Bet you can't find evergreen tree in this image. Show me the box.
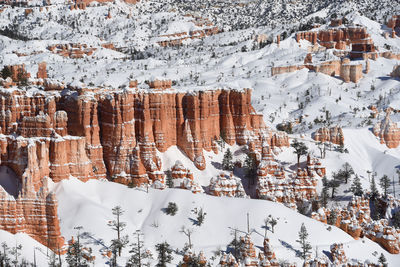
[291,139,308,167]
[10,243,22,267]
[327,210,337,225]
[195,208,207,226]
[222,148,234,171]
[155,242,173,267]
[350,175,363,196]
[269,215,278,233]
[0,242,10,267]
[296,223,312,260]
[229,228,240,260]
[392,210,400,228]
[165,170,174,188]
[370,176,379,200]
[0,66,11,79]
[380,175,391,198]
[108,206,128,256]
[328,173,340,198]
[66,235,89,267]
[321,176,329,207]
[127,230,152,267]
[378,253,387,267]
[166,202,178,216]
[340,162,354,184]
[244,152,257,185]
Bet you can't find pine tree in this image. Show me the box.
[222,148,234,171]
[166,202,178,216]
[321,176,329,207]
[378,253,387,267]
[269,216,278,233]
[66,235,89,267]
[296,223,312,260]
[370,176,379,200]
[108,206,128,256]
[341,162,354,184]
[0,66,11,79]
[328,173,340,198]
[229,228,240,260]
[350,175,363,196]
[0,242,10,267]
[196,208,207,226]
[244,152,257,185]
[127,230,152,267]
[165,170,174,188]
[380,175,391,198]
[10,243,22,267]
[291,139,308,167]
[155,242,173,267]
[327,210,337,225]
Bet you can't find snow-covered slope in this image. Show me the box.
[53,178,399,266]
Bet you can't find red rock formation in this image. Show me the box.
[208,172,246,197]
[237,235,279,266]
[330,19,342,27]
[219,253,239,267]
[4,64,30,82]
[391,65,400,78]
[146,79,172,90]
[0,168,64,252]
[0,86,287,247]
[256,147,320,207]
[36,62,48,80]
[304,53,313,64]
[313,126,344,145]
[387,15,400,37]
[330,243,347,265]
[170,161,202,193]
[47,44,96,58]
[373,108,400,148]
[365,219,400,254]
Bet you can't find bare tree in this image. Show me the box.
[180,226,194,249]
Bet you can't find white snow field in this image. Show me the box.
[53,178,400,266]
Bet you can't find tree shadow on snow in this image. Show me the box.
[211,161,223,170]
[279,239,300,256]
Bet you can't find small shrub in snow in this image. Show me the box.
[166,202,178,216]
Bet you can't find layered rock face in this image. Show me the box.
[295,26,377,59]
[373,109,400,148]
[170,161,203,193]
[0,170,64,252]
[271,59,363,83]
[387,15,400,37]
[256,147,322,208]
[0,86,285,249]
[47,44,96,58]
[208,172,246,198]
[313,126,344,145]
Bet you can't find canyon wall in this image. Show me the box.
[0,86,287,249]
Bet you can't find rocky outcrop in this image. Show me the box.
[313,126,344,145]
[237,235,279,266]
[272,59,363,83]
[391,65,400,78]
[256,147,321,207]
[208,172,246,198]
[330,243,347,265]
[157,16,219,47]
[47,44,96,58]
[0,168,64,252]
[365,219,400,254]
[373,109,400,148]
[170,161,203,193]
[36,62,48,80]
[0,85,287,248]
[387,15,400,37]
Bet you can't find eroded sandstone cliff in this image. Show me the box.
[0,86,288,250]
